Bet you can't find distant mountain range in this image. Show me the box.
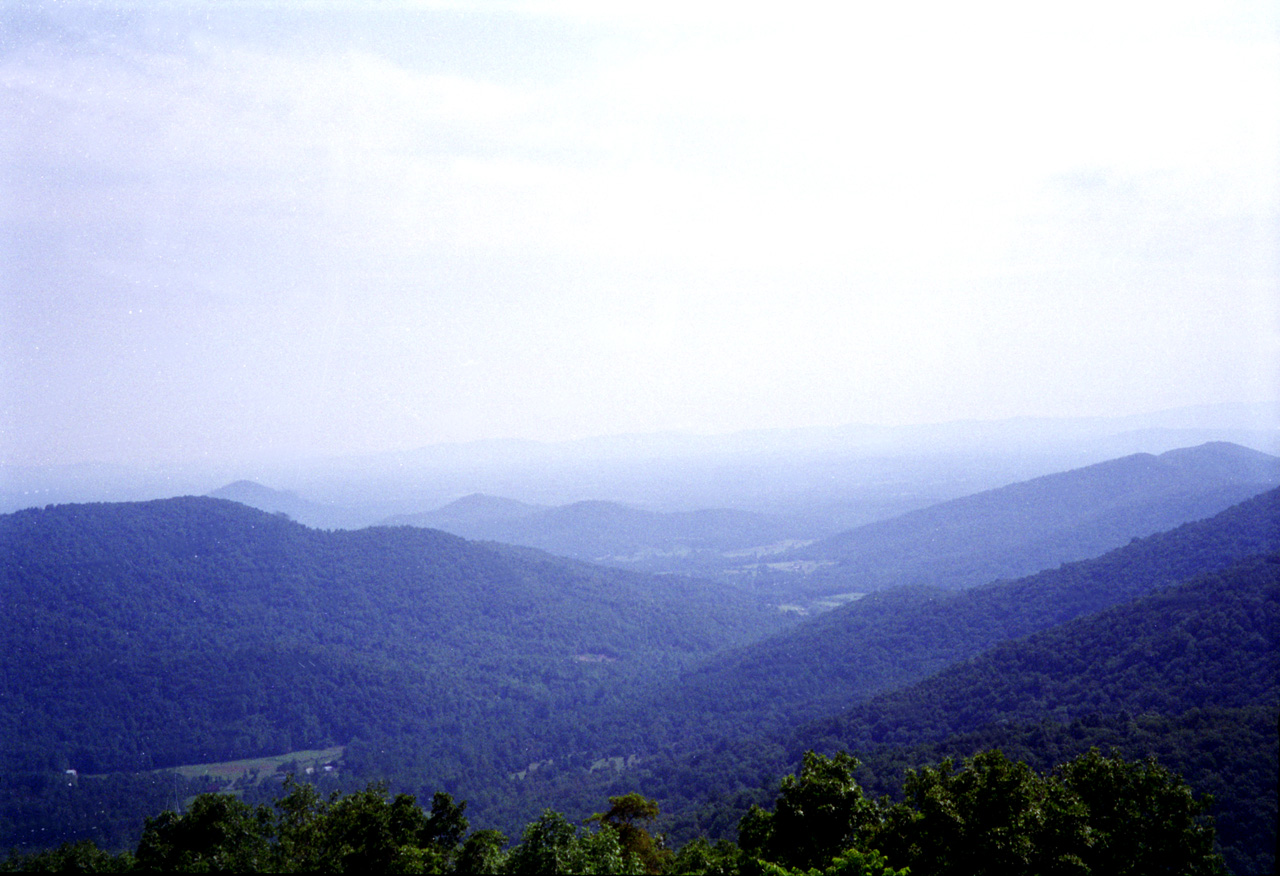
[206,480,355,530]
[788,441,1280,593]
[6,403,1276,523]
[360,442,1280,602]
[384,495,806,571]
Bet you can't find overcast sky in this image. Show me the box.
[2,0,1277,468]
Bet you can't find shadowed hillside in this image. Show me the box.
[625,485,1280,751]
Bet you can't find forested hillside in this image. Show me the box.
[804,554,1279,750]
[0,499,789,812]
[505,552,1278,872]
[792,441,1280,593]
[3,490,1277,871]
[803,553,1280,874]
[618,487,1280,751]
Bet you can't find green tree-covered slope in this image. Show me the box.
[0,497,790,778]
[794,441,1280,593]
[625,487,1280,750]
[627,553,1278,872]
[801,553,1279,748]
[6,491,1277,868]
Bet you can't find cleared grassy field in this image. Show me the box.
[166,746,345,785]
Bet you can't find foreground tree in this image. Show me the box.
[134,792,273,872]
[588,793,669,874]
[739,751,881,872]
[0,749,1227,875]
[872,748,1226,876]
[668,837,745,875]
[501,809,637,875]
[455,828,507,874]
[1056,748,1224,876]
[873,750,1086,876]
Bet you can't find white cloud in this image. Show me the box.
[2,1,1276,464]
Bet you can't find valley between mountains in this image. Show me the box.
[2,441,1277,872]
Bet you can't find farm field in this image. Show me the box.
[141,746,346,794]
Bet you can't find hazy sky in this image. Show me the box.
[3,1,1277,467]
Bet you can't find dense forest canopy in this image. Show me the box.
[1,497,790,775]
